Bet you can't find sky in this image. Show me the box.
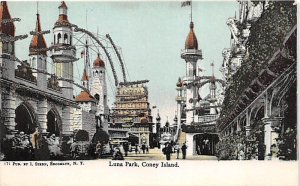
[8,1,239,125]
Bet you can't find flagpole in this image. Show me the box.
[191,0,193,22]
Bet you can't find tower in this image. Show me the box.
[181,21,202,125]
[90,54,108,131]
[51,1,75,100]
[0,1,16,80]
[29,13,47,89]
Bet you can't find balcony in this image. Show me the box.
[181,49,203,60]
[175,96,186,102]
[197,114,219,123]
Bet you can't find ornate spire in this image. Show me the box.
[29,13,47,56]
[185,21,198,50]
[54,1,71,28]
[81,68,89,81]
[93,53,105,68]
[0,1,15,37]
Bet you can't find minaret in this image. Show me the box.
[209,63,217,114]
[81,68,89,90]
[29,13,47,89]
[51,1,75,100]
[90,54,108,132]
[181,21,202,125]
[0,1,16,140]
[0,1,16,80]
[175,77,183,136]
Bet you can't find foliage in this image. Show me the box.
[216,120,265,160]
[245,120,265,160]
[216,131,246,160]
[75,130,89,141]
[220,1,296,126]
[276,127,297,160]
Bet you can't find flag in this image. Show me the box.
[152,106,157,109]
[181,1,191,7]
[210,62,214,67]
[81,50,85,58]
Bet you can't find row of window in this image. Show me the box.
[54,33,72,45]
[117,103,147,108]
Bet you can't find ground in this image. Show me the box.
[101,148,218,161]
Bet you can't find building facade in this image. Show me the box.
[217,1,297,160]
[175,21,224,156]
[0,1,108,159]
[110,81,153,146]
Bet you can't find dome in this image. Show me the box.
[58,1,68,9]
[185,22,198,50]
[54,1,71,28]
[140,117,148,124]
[75,91,95,102]
[0,1,15,37]
[93,54,105,68]
[29,14,47,56]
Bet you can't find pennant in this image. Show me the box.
[181,1,191,7]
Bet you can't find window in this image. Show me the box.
[70,35,72,45]
[54,35,56,44]
[94,94,100,101]
[64,33,68,44]
[32,57,36,68]
[57,33,61,44]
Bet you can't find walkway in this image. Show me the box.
[114,148,218,161]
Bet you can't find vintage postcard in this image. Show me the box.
[0,0,298,185]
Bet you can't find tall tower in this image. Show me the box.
[29,13,47,89]
[0,1,16,80]
[90,54,108,131]
[51,1,75,100]
[181,21,202,125]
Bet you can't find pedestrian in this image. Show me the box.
[112,147,124,160]
[95,141,102,158]
[135,145,138,155]
[176,145,180,159]
[123,142,129,157]
[142,144,146,154]
[146,145,149,154]
[181,143,187,159]
[163,142,172,160]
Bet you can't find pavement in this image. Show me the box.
[120,148,218,161]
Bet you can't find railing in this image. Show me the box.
[181,49,202,56]
[198,114,219,123]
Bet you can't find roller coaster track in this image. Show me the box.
[106,34,127,83]
[72,25,119,87]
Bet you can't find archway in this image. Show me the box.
[15,103,37,134]
[47,109,61,137]
[194,133,219,155]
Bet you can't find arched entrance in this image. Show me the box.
[15,103,37,134]
[194,133,219,155]
[47,109,61,137]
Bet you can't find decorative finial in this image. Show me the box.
[190,21,194,29]
[210,61,215,76]
[37,1,39,14]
